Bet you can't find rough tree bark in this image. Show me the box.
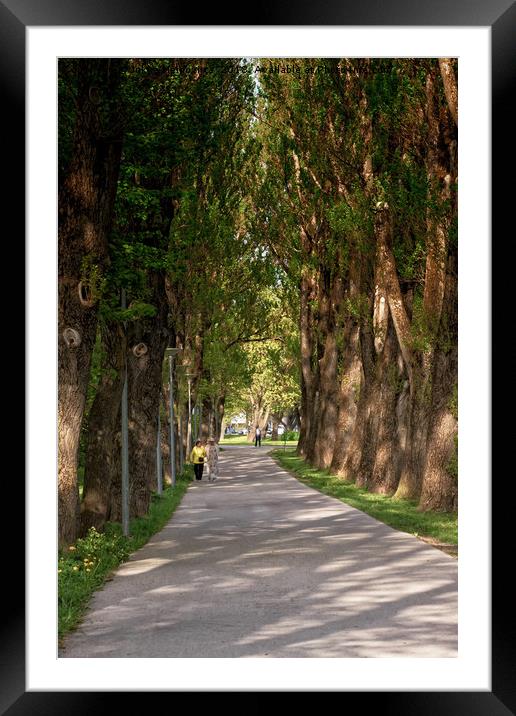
[200,394,213,440]
[330,320,362,476]
[419,252,458,511]
[305,266,333,466]
[438,58,458,127]
[127,272,170,517]
[80,319,126,534]
[331,78,374,481]
[247,396,270,442]
[297,269,316,456]
[367,321,405,494]
[107,414,123,523]
[395,63,456,504]
[271,415,280,441]
[366,208,409,494]
[419,64,458,511]
[217,395,226,443]
[341,296,375,484]
[350,212,404,491]
[312,271,344,470]
[58,59,124,547]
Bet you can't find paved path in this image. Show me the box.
[60,446,457,658]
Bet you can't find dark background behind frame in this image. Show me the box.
[5,0,514,711]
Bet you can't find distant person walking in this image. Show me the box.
[254,426,261,447]
[190,439,207,481]
[206,438,219,482]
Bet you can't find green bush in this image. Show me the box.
[283,430,299,441]
[58,524,131,638]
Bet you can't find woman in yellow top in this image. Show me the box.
[190,439,207,481]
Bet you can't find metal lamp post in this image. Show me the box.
[187,375,193,456]
[165,347,181,488]
[178,411,184,473]
[193,404,198,443]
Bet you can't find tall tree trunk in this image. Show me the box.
[80,319,126,534]
[370,204,425,502]
[247,400,269,441]
[107,414,122,523]
[182,399,192,457]
[58,59,124,547]
[332,77,375,482]
[313,272,344,470]
[297,269,316,456]
[339,224,376,484]
[368,320,405,494]
[330,321,362,476]
[259,411,269,435]
[419,244,458,511]
[271,416,279,441]
[363,214,407,494]
[283,407,299,432]
[354,258,398,491]
[330,233,364,476]
[395,64,455,503]
[438,58,458,127]
[305,269,328,465]
[217,394,226,443]
[209,396,218,441]
[161,385,172,484]
[342,313,375,486]
[127,272,170,517]
[200,395,212,440]
[423,65,450,339]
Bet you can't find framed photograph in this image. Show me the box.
[11,0,512,710]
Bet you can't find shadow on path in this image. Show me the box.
[60,446,457,658]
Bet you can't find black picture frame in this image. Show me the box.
[9,0,514,711]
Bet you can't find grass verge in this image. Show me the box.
[271,449,457,557]
[58,465,193,643]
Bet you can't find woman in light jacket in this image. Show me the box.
[190,439,207,481]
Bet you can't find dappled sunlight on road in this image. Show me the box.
[61,445,457,658]
[117,557,173,576]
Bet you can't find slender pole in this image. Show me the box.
[192,405,196,443]
[156,403,162,495]
[193,404,197,443]
[178,412,183,473]
[168,354,176,488]
[187,378,192,455]
[121,288,130,537]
